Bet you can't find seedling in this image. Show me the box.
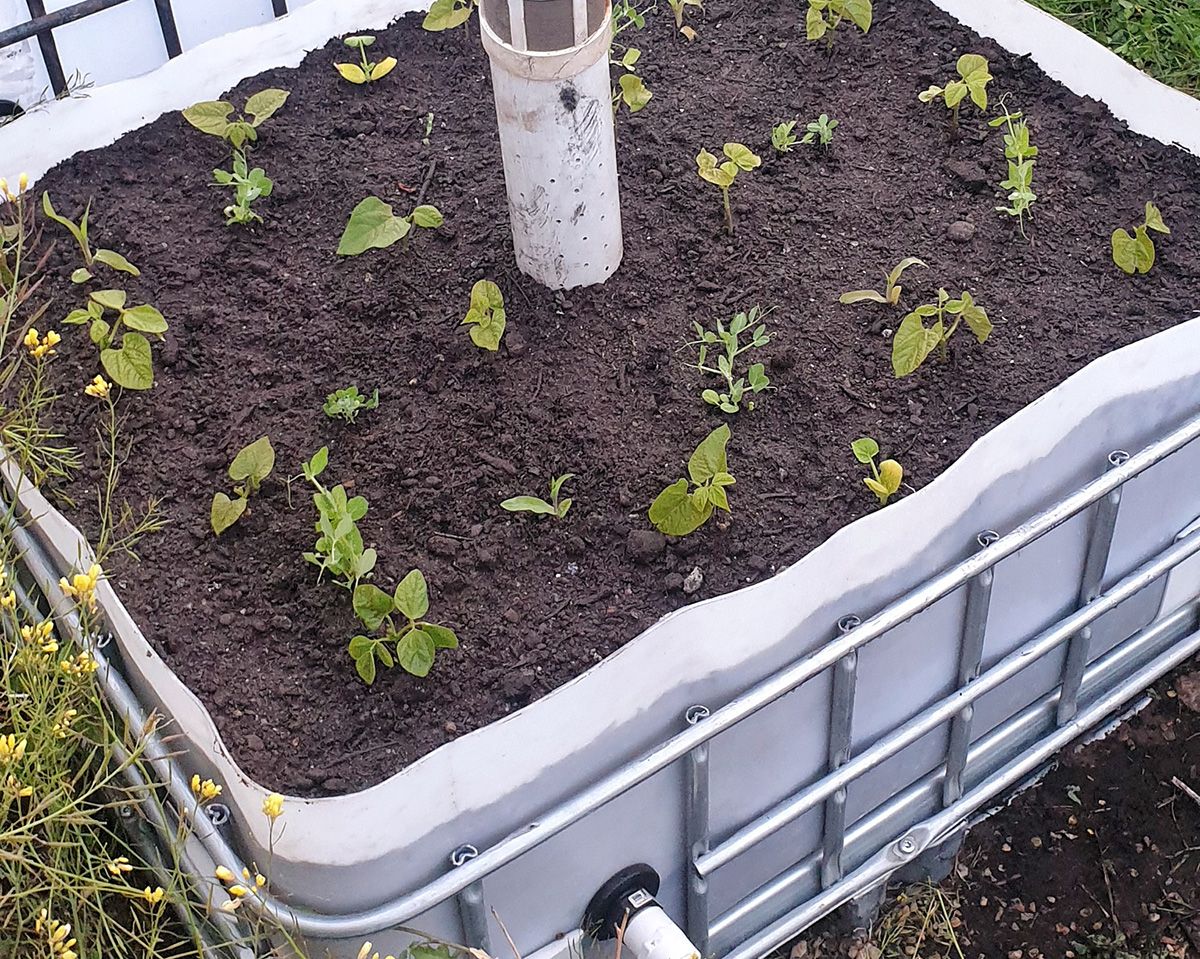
[839,257,927,307]
[422,113,434,145]
[892,288,991,378]
[422,0,476,31]
[502,473,574,520]
[323,386,379,423]
[806,0,872,48]
[771,121,798,154]
[1111,201,1170,275]
[667,0,702,39]
[63,289,167,391]
[989,100,1038,236]
[800,114,838,148]
[337,196,443,256]
[182,89,289,150]
[919,55,992,131]
[350,570,459,682]
[851,437,903,505]
[213,150,273,226]
[696,143,761,235]
[301,447,377,589]
[211,436,275,535]
[41,192,139,281]
[461,279,506,351]
[335,35,397,84]
[648,424,736,536]
[612,53,653,113]
[686,306,772,413]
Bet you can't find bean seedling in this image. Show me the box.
[771,121,798,154]
[211,436,275,535]
[182,89,289,150]
[461,279,506,351]
[686,306,772,413]
[63,289,167,391]
[648,424,736,536]
[422,0,476,31]
[919,54,992,132]
[988,100,1038,237]
[41,192,139,281]
[1111,202,1170,275]
[335,35,397,84]
[301,446,377,589]
[800,114,838,148]
[696,143,761,235]
[350,569,459,682]
[839,257,927,307]
[667,0,702,40]
[851,437,903,505]
[337,197,443,256]
[213,150,273,226]
[323,386,379,423]
[892,288,991,378]
[806,0,872,48]
[501,473,574,520]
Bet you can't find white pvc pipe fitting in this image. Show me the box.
[479,0,623,290]
[622,906,701,959]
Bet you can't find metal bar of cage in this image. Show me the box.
[6,406,1200,951]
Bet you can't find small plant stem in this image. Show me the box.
[722,187,734,236]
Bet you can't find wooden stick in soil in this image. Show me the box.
[403,158,439,252]
[1171,775,1200,808]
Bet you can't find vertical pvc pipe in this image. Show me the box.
[479,0,623,290]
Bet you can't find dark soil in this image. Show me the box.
[25,0,1200,795]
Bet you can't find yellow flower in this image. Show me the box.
[357,943,374,959]
[0,734,27,764]
[215,865,236,883]
[228,884,249,898]
[59,563,102,612]
[0,179,9,200]
[140,886,165,905]
[4,774,32,798]
[255,873,266,888]
[21,620,57,652]
[190,774,222,802]
[0,590,16,610]
[18,173,28,193]
[84,375,111,399]
[23,327,60,359]
[107,856,133,876]
[52,708,78,738]
[219,898,242,913]
[262,792,284,820]
[59,651,98,677]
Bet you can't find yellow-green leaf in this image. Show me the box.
[688,423,731,485]
[211,492,247,535]
[335,62,369,84]
[618,73,652,112]
[891,313,941,377]
[370,57,398,81]
[1145,201,1170,235]
[649,479,711,536]
[723,142,761,171]
[423,0,473,31]
[245,88,289,126]
[182,100,233,137]
[100,332,154,391]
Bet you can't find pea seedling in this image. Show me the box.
[301,446,377,589]
[806,0,872,49]
[182,89,290,150]
[501,473,574,520]
[211,436,275,535]
[801,114,838,148]
[839,257,927,307]
[63,289,167,391]
[851,437,903,505]
[686,306,772,413]
[323,386,379,423]
[335,35,397,84]
[461,279,507,351]
[696,143,761,235]
[1111,201,1170,275]
[989,100,1038,236]
[41,192,139,281]
[337,197,443,256]
[648,424,736,536]
[350,570,458,682]
[771,121,799,154]
[422,0,476,31]
[213,150,273,226]
[919,55,992,132]
[892,288,991,378]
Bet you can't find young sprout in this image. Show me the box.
[648,424,736,536]
[806,0,872,49]
[667,0,702,39]
[501,474,575,520]
[851,437,903,505]
[350,570,459,682]
[686,306,773,413]
[989,99,1038,236]
[461,280,507,351]
[610,5,652,113]
[212,150,273,226]
[1111,201,1170,275]
[323,386,379,423]
[182,89,289,150]
[892,288,991,378]
[335,35,398,85]
[919,54,992,132]
[771,121,799,154]
[41,192,140,279]
[422,0,476,31]
[839,257,927,307]
[336,197,443,256]
[800,114,838,148]
[696,143,761,235]
[211,436,275,535]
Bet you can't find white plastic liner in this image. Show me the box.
[3,1,1200,958]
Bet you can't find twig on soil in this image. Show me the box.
[1171,775,1200,808]
[415,158,439,209]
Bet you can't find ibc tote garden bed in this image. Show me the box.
[17,0,1200,797]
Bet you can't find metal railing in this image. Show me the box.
[10,406,1200,958]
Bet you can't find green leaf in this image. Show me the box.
[891,313,941,377]
[182,100,234,137]
[396,627,436,677]
[423,623,459,649]
[956,54,992,109]
[708,483,730,512]
[618,73,653,112]
[411,205,444,228]
[423,0,473,31]
[71,268,92,284]
[353,584,394,631]
[621,47,642,68]
[917,85,944,104]
[89,319,110,346]
[1144,201,1170,234]
[304,446,329,480]
[701,389,721,406]
[549,472,574,501]
[229,435,275,486]
[843,0,872,32]
[64,308,92,325]
[245,89,289,126]
[723,142,761,171]
[394,569,429,621]
[122,304,168,335]
[501,495,558,515]
[943,81,968,109]
[688,423,731,485]
[211,492,246,535]
[100,332,154,390]
[1112,228,1153,274]
[470,278,504,312]
[337,197,410,256]
[960,299,992,343]
[91,289,127,311]
[649,479,711,536]
[839,289,889,305]
[370,57,398,81]
[353,646,378,685]
[747,363,770,392]
[851,437,879,463]
[344,34,376,48]
[94,248,140,276]
[806,4,827,40]
[336,62,369,84]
